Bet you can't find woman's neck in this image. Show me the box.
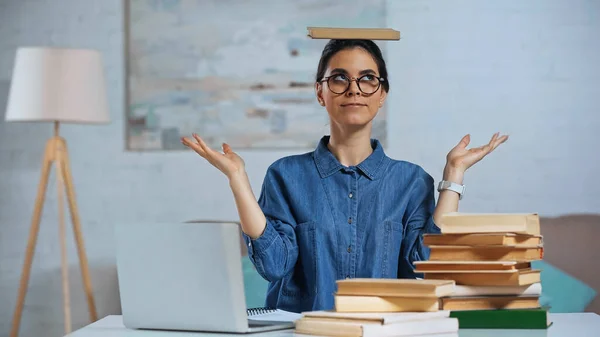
[327,124,374,167]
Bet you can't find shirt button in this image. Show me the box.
[348,217,352,224]
[347,245,352,253]
[348,192,353,198]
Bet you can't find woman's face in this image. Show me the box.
[316,47,387,129]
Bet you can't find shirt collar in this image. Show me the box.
[313,135,387,180]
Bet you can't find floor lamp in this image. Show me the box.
[4,47,110,337]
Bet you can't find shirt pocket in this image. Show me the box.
[381,220,404,278]
[281,220,317,300]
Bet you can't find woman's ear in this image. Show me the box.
[378,90,388,108]
[315,82,325,106]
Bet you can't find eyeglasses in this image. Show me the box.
[319,73,385,95]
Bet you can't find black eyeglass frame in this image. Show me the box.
[318,74,386,95]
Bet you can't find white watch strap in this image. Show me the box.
[437,180,465,200]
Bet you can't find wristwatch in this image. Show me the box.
[437,180,465,200]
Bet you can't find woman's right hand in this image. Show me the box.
[182,133,246,180]
[183,133,267,240]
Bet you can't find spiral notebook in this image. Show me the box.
[247,307,302,323]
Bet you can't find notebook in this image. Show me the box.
[247,307,303,323]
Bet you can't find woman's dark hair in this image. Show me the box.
[315,39,390,93]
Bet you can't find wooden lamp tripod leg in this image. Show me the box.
[10,136,98,337]
[58,139,98,322]
[55,142,71,334]
[10,139,54,337]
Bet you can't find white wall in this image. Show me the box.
[386,0,600,214]
[0,0,598,336]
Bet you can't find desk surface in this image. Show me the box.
[66,313,600,337]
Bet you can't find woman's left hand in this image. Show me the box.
[446,132,509,174]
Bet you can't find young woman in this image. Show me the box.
[182,39,508,313]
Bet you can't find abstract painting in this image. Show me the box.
[125,0,388,150]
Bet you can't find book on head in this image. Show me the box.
[307,27,401,40]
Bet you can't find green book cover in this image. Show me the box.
[450,308,552,329]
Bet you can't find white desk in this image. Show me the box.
[66,313,600,337]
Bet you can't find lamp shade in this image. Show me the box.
[5,47,110,124]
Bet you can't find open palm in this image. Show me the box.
[181,134,245,179]
[447,132,509,172]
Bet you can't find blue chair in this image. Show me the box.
[533,260,597,313]
[242,256,269,308]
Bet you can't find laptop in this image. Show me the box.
[114,221,297,333]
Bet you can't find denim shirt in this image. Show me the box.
[242,135,441,313]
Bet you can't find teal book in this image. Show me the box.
[450,308,552,329]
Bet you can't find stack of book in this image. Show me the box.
[414,212,551,329]
[294,279,460,336]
